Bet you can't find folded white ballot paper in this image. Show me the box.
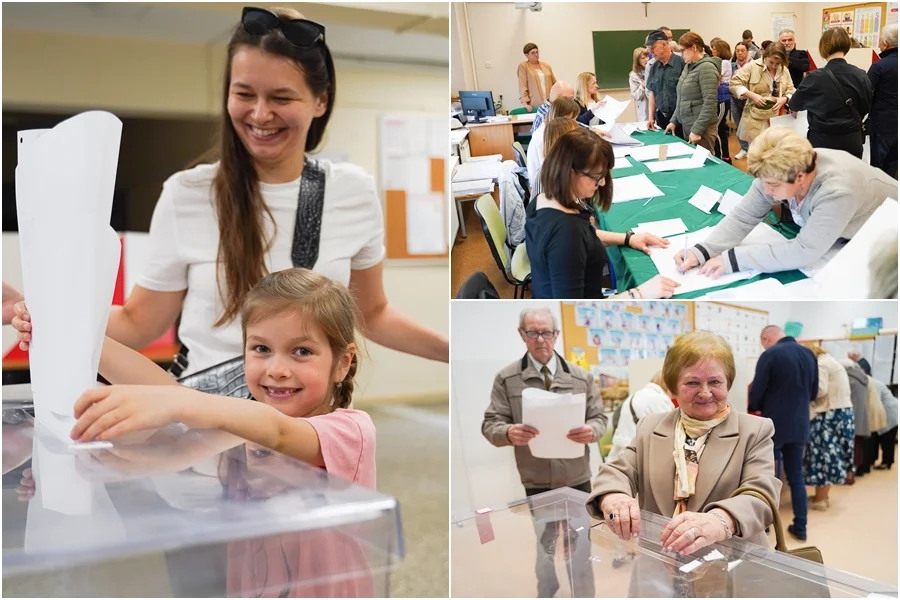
[716,189,744,216]
[812,198,898,299]
[770,110,809,138]
[612,174,664,204]
[16,112,123,442]
[688,185,722,214]
[598,123,644,147]
[627,143,695,162]
[521,388,586,459]
[645,146,711,172]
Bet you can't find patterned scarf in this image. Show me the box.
[672,405,731,516]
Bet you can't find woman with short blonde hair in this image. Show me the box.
[588,330,781,596]
[674,126,898,281]
[629,48,651,122]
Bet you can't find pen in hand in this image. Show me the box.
[681,237,688,273]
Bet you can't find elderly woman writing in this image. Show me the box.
[586,331,781,555]
[675,127,898,277]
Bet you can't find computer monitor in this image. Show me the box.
[459,91,495,123]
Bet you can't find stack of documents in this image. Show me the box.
[598,123,644,147]
[592,95,631,124]
[452,179,494,196]
[468,154,502,163]
[15,112,123,442]
[514,112,537,122]
[521,388,586,459]
[452,160,502,182]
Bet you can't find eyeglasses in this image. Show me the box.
[524,330,557,340]
[242,7,326,47]
[577,170,606,186]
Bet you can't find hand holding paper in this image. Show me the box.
[507,423,540,446]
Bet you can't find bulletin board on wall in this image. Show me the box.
[694,302,769,360]
[560,301,694,406]
[822,3,888,48]
[379,114,448,261]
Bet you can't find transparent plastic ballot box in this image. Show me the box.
[451,487,898,598]
[2,405,404,597]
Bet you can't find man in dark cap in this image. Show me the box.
[645,29,684,137]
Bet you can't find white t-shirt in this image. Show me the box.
[137,160,385,376]
[526,123,546,193]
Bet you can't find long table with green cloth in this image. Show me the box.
[598,130,805,299]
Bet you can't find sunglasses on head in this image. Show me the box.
[241,7,326,47]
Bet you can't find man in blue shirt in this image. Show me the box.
[644,29,684,138]
[529,80,576,133]
[750,325,818,541]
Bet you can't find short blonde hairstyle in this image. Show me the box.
[747,127,817,183]
[869,230,899,299]
[662,331,736,392]
[575,72,599,105]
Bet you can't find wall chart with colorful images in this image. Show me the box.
[560,301,694,408]
[822,3,889,48]
[693,302,770,360]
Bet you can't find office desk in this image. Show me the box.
[453,185,498,239]
[2,398,403,597]
[600,131,807,298]
[466,115,535,160]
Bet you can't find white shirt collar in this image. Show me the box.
[529,353,557,377]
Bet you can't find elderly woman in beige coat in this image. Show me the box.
[729,41,796,146]
[586,331,781,558]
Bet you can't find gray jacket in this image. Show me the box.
[482,351,607,489]
[845,362,870,437]
[690,148,899,274]
[671,54,722,136]
[875,378,898,434]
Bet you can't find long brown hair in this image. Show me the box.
[211,7,336,327]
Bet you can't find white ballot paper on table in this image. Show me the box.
[16,112,123,443]
[612,146,632,158]
[645,146,711,172]
[812,198,898,299]
[592,95,631,124]
[521,388,586,459]
[648,227,757,295]
[634,218,688,238]
[628,142,694,162]
[716,189,744,216]
[688,185,722,214]
[613,156,634,170]
[612,174,664,204]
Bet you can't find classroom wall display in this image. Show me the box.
[822,3,888,47]
[379,114,448,260]
[693,302,769,360]
[561,301,693,409]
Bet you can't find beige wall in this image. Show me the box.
[457,2,824,114]
[2,28,449,403]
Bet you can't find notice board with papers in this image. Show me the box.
[379,114,448,261]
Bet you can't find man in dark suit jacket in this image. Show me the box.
[779,29,811,88]
[750,325,818,541]
[868,25,898,178]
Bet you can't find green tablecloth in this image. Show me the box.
[599,130,806,299]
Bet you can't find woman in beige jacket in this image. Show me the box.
[517,43,557,112]
[805,347,855,510]
[586,332,780,550]
[729,41,796,145]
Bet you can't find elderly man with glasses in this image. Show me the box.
[482,306,606,597]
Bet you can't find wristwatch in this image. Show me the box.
[624,229,635,248]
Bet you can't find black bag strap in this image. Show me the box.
[821,67,864,126]
[629,396,640,425]
[291,158,327,269]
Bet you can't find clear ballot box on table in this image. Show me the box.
[2,400,404,597]
[451,487,897,598]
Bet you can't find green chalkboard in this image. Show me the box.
[592,29,689,89]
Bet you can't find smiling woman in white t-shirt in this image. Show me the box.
[7,6,449,376]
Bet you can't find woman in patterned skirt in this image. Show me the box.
[805,346,856,510]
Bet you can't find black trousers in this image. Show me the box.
[872,426,898,467]
[870,126,898,180]
[807,127,863,159]
[714,99,732,160]
[655,109,684,139]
